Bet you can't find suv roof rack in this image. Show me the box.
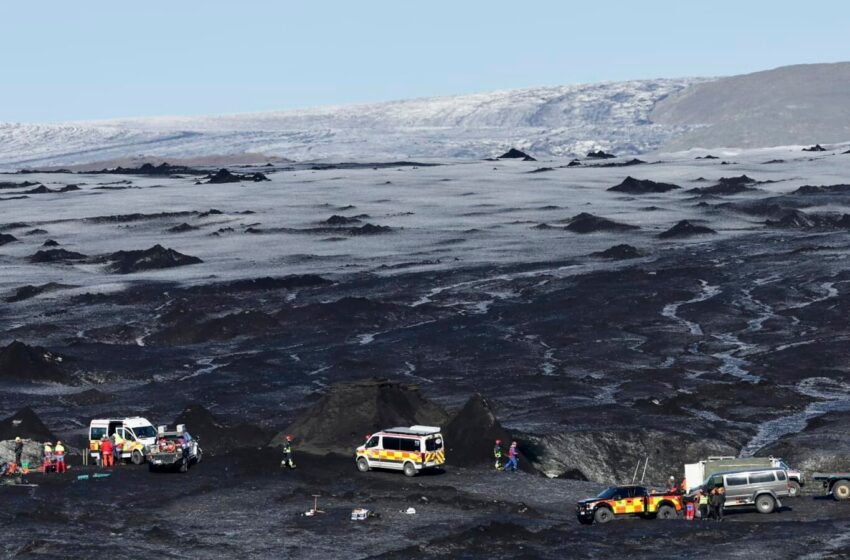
[383,425,441,435]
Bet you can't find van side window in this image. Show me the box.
[382,437,401,451]
[749,472,776,484]
[426,438,443,451]
[399,438,420,452]
[365,437,379,449]
[707,475,722,488]
[776,471,787,481]
[90,427,106,441]
[726,475,749,486]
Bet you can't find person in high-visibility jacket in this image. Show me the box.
[54,441,66,473]
[698,490,710,520]
[281,435,296,469]
[493,439,503,470]
[503,441,519,472]
[43,442,54,473]
[112,432,124,466]
[100,436,114,468]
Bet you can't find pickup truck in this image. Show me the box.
[576,485,684,524]
[146,426,202,473]
[812,472,850,500]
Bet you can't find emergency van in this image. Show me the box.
[88,417,158,465]
[355,426,446,477]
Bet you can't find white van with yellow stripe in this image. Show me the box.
[356,426,445,477]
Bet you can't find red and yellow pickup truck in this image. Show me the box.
[576,485,684,524]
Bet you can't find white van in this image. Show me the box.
[88,417,158,465]
[355,426,445,477]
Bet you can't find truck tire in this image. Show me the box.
[755,494,775,514]
[594,507,614,524]
[356,457,370,472]
[131,450,143,465]
[656,505,677,520]
[833,480,850,501]
[788,480,801,497]
[403,462,417,477]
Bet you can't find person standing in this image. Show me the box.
[713,486,725,522]
[54,441,66,474]
[503,441,519,472]
[14,437,23,467]
[112,431,124,466]
[43,441,54,473]
[698,489,710,520]
[281,435,296,469]
[493,439,503,470]
[100,436,114,468]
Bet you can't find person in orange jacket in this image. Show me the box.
[100,436,114,467]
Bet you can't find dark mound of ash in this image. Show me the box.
[608,176,679,194]
[149,309,280,345]
[528,167,554,174]
[61,389,114,406]
[0,181,39,189]
[189,275,331,295]
[658,220,717,238]
[204,169,270,184]
[84,210,196,224]
[0,407,57,442]
[41,239,59,247]
[695,154,719,159]
[0,341,68,383]
[166,223,197,233]
[765,209,850,230]
[198,208,224,217]
[591,158,648,168]
[325,215,362,225]
[498,148,533,160]
[103,244,202,274]
[29,248,87,263]
[57,184,80,192]
[688,175,759,195]
[0,233,17,246]
[0,195,28,201]
[522,155,536,162]
[276,379,448,454]
[566,159,582,167]
[763,159,785,164]
[22,185,54,194]
[803,144,827,152]
[844,149,850,154]
[26,229,47,235]
[793,183,850,195]
[348,223,392,235]
[6,283,72,303]
[95,162,206,176]
[586,150,615,159]
[175,404,269,456]
[592,244,645,260]
[0,222,30,230]
[443,394,532,471]
[532,223,556,230]
[564,213,639,233]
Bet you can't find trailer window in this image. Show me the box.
[749,472,776,484]
[726,475,748,486]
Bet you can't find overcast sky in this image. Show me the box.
[3,0,850,123]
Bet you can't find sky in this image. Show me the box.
[2,0,850,123]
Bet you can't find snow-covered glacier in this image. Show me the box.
[0,78,703,169]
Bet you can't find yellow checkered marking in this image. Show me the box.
[365,449,421,463]
[648,495,683,512]
[609,498,645,514]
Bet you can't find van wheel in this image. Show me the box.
[594,507,613,524]
[833,480,850,501]
[403,462,417,477]
[755,494,775,514]
[788,480,801,497]
[131,450,143,465]
[656,505,677,520]
[356,458,370,472]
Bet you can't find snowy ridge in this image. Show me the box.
[0,78,702,169]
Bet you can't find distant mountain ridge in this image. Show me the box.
[1,62,849,169]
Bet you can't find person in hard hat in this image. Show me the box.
[493,439,503,470]
[503,441,519,472]
[667,475,681,494]
[100,436,114,468]
[54,441,66,473]
[43,442,54,473]
[281,435,296,469]
[14,437,23,467]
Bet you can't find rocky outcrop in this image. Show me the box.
[0,341,68,383]
[103,245,202,274]
[658,220,717,238]
[609,176,680,194]
[565,213,639,233]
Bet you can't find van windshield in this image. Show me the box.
[133,426,157,439]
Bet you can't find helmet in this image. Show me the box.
[511,441,517,446]
[669,476,675,481]
[286,435,293,442]
[495,439,501,444]
[56,441,62,445]
[15,436,21,442]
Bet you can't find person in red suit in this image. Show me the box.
[100,436,114,467]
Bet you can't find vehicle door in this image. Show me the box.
[629,486,649,514]
[362,436,384,467]
[723,473,750,505]
[108,421,122,437]
[380,437,402,469]
[609,488,642,515]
